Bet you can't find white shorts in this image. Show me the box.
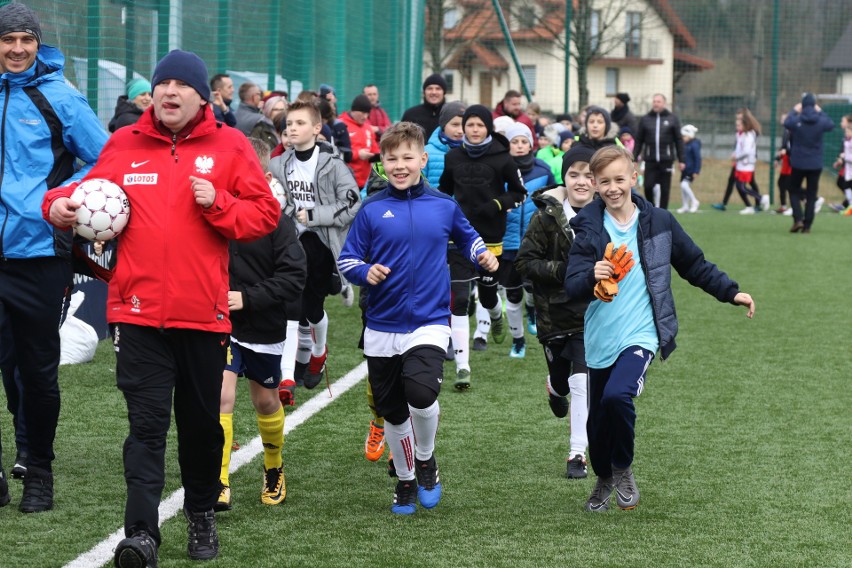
[363,325,450,358]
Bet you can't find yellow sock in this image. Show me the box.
[367,382,384,427]
[257,407,284,470]
[220,413,233,486]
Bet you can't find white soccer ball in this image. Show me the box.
[269,177,286,210]
[71,178,130,241]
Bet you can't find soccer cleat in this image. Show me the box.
[391,479,417,515]
[844,205,852,217]
[490,316,506,344]
[689,199,700,213]
[387,452,397,478]
[814,196,825,214]
[472,337,488,351]
[783,207,793,216]
[828,203,845,213]
[278,378,296,406]
[548,392,569,418]
[760,194,770,211]
[114,530,159,568]
[509,337,526,358]
[676,205,689,214]
[303,347,327,389]
[415,455,442,509]
[19,467,53,513]
[454,368,471,391]
[711,203,726,211]
[739,206,755,215]
[184,508,219,560]
[261,466,286,505]
[365,420,386,462]
[567,454,588,479]
[340,283,354,307]
[0,468,10,508]
[584,476,615,512]
[11,450,27,479]
[613,466,640,510]
[214,483,232,512]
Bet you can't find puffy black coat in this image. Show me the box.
[633,109,684,164]
[108,96,143,133]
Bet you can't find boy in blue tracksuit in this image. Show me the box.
[338,122,497,515]
[564,146,755,513]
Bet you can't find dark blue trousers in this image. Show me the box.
[587,346,654,479]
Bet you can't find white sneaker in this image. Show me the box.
[739,206,755,215]
[760,194,770,211]
[689,199,700,213]
[814,197,825,214]
[783,207,793,216]
[676,205,689,214]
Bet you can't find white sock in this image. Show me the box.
[310,311,328,357]
[568,373,589,457]
[506,298,524,339]
[845,188,852,203]
[653,184,661,208]
[385,419,415,481]
[409,401,440,461]
[280,320,299,380]
[486,301,503,321]
[451,314,470,371]
[681,179,696,207]
[474,301,490,339]
[296,324,312,364]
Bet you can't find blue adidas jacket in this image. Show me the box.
[338,180,487,333]
[0,44,107,259]
[504,158,554,251]
[564,194,741,360]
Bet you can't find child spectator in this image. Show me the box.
[424,101,465,188]
[515,145,597,479]
[774,114,793,215]
[677,124,701,213]
[268,100,361,389]
[732,110,766,214]
[564,146,755,512]
[339,94,378,188]
[830,114,852,215]
[537,123,569,179]
[439,105,526,387]
[618,126,635,154]
[573,107,621,151]
[337,122,497,514]
[217,138,307,512]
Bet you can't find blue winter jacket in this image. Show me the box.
[423,127,458,188]
[504,158,554,251]
[683,138,702,177]
[338,180,487,333]
[783,102,834,171]
[564,194,740,360]
[0,44,107,259]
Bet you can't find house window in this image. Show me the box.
[516,4,537,30]
[521,64,537,96]
[443,8,460,29]
[605,68,619,96]
[443,70,455,94]
[625,12,641,58]
[590,10,601,53]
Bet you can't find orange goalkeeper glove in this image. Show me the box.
[593,278,619,302]
[604,242,635,283]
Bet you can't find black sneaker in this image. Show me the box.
[114,530,158,567]
[567,454,588,479]
[184,508,219,560]
[612,466,639,510]
[0,468,10,508]
[414,456,442,509]
[548,393,569,418]
[11,450,27,479]
[584,476,614,512]
[293,360,308,386]
[20,467,53,513]
[472,337,488,351]
[391,479,417,515]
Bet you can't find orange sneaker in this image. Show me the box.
[364,420,385,461]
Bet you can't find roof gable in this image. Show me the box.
[823,20,852,70]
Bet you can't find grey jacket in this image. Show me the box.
[268,141,361,263]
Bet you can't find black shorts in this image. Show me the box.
[225,342,282,389]
[448,247,477,283]
[367,345,444,419]
[543,334,587,380]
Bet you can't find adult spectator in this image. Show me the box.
[493,89,536,136]
[108,77,152,132]
[339,94,377,187]
[364,83,392,139]
[319,83,337,112]
[235,81,264,135]
[0,2,108,513]
[401,73,447,137]
[784,93,834,233]
[611,92,636,131]
[45,49,280,565]
[209,73,236,127]
[319,98,352,163]
[249,95,285,151]
[633,93,684,209]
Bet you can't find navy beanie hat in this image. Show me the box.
[462,104,494,136]
[152,50,211,101]
[585,106,612,135]
[0,3,42,45]
[423,73,448,93]
[561,145,596,183]
[801,93,816,107]
[351,94,372,113]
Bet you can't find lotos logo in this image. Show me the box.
[124,173,158,185]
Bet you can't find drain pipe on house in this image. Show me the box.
[490,0,533,102]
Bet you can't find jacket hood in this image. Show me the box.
[532,184,568,208]
[427,125,446,149]
[280,140,340,166]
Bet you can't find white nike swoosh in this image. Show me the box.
[131,160,150,168]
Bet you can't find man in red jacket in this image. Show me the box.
[493,89,536,140]
[364,84,392,140]
[339,94,377,187]
[44,50,280,567]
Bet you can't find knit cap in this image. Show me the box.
[151,50,210,100]
[505,122,533,147]
[351,94,372,113]
[127,78,152,100]
[561,145,596,183]
[0,3,41,44]
[422,73,448,93]
[681,124,698,138]
[615,92,631,104]
[585,106,612,136]
[493,115,515,134]
[439,101,465,129]
[462,104,494,136]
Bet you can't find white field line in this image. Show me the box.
[64,361,368,568]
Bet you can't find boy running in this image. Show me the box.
[564,146,755,512]
[338,122,497,514]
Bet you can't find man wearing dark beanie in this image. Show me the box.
[0,2,108,515]
[339,94,377,187]
[44,48,280,566]
[611,92,636,131]
[401,72,448,138]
